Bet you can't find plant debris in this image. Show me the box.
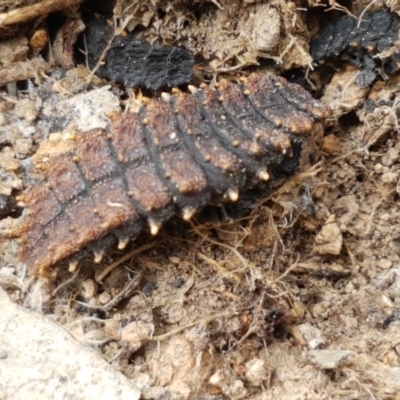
[1,1,400,399]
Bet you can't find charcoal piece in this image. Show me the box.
[310,9,400,85]
[5,74,330,275]
[0,194,11,215]
[382,309,400,329]
[84,16,194,90]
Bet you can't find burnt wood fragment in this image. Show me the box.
[310,9,400,86]
[84,16,194,90]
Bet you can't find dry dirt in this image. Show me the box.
[1,1,400,399]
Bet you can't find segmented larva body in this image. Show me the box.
[8,74,330,274]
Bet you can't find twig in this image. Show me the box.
[95,242,156,283]
[0,0,82,27]
[103,272,142,311]
[150,311,233,341]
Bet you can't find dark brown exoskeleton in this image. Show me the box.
[4,74,330,274]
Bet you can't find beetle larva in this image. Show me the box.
[5,73,330,274]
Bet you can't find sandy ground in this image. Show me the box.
[1,1,400,399]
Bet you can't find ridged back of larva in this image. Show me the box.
[10,73,330,274]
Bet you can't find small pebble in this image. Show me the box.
[299,323,326,349]
[98,291,112,304]
[0,267,15,275]
[321,134,340,155]
[378,259,393,270]
[382,172,397,184]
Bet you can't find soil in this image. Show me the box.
[1,1,400,399]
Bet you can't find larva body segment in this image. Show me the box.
[8,74,330,274]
